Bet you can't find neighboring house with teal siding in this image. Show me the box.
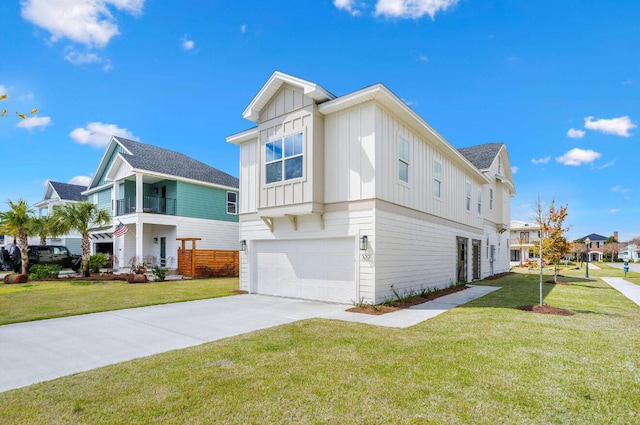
[32,181,87,254]
[83,136,239,271]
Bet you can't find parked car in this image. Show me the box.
[27,245,81,270]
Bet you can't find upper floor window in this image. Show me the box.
[227,191,237,215]
[265,132,303,184]
[433,160,442,198]
[465,182,471,211]
[489,188,494,210]
[398,137,409,183]
[477,189,482,216]
[520,232,530,243]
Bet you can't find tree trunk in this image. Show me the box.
[82,233,91,277]
[18,231,29,275]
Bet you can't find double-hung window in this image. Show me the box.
[489,188,494,210]
[398,138,409,183]
[227,191,237,215]
[477,189,482,215]
[433,161,442,198]
[265,132,304,184]
[465,182,471,211]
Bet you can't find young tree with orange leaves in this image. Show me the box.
[533,198,570,288]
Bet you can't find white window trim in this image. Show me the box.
[226,191,238,215]
[398,137,410,185]
[477,189,482,216]
[264,131,305,186]
[433,160,442,199]
[489,188,494,211]
[465,182,472,212]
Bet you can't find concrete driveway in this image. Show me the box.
[0,286,500,393]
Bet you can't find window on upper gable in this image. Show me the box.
[433,160,442,198]
[265,132,304,184]
[227,191,237,215]
[477,189,482,216]
[398,137,409,184]
[465,182,471,211]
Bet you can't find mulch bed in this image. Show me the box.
[347,284,469,315]
[36,273,130,281]
[517,304,574,316]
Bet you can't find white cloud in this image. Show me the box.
[69,121,138,147]
[566,128,585,139]
[610,208,620,214]
[16,116,52,130]
[64,48,112,70]
[555,148,601,166]
[511,166,519,174]
[622,80,633,86]
[417,54,429,62]
[21,0,144,49]
[597,160,615,169]
[68,175,92,186]
[531,156,550,165]
[584,115,636,137]
[181,37,195,51]
[0,85,7,96]
[334,0,362,16]
[240,24,247,33]
[612,186,628,193]
[375,0,458,18]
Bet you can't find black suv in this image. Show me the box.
[27,245,80,269]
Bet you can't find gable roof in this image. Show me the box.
[243,71,336,122]
[113,137,239,189]
[457,143,504,170]
[581,233,607,241]
[49,181,87,201]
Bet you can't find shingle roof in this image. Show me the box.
[50,181,87,201]
[114,137,239,189]
[581,233,607,241]
[457,143,504,170]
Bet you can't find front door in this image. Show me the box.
[457,237,467,283]
[472,239,481,280]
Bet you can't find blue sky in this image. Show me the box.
[1,0,638,242]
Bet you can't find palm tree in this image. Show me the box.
[0,199,35,274]
[29,215,61,245]
[51,201,111,276]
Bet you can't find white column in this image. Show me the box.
[112,179,120,217]
[135,174,143,213]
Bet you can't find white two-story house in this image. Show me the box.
[84,136,239,270]
[228,72,515,304]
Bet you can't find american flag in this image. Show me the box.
[113,222,129,237]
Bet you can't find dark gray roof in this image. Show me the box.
[581,233,607,241]
[50,181,87,201]
[115,137,239,189]
[457,143,504,170]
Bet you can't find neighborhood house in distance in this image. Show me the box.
[74,137,239,270]
[228,71,516,304]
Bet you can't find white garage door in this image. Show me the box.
[253,238,356,303]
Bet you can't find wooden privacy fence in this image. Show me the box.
[177,248,239,278]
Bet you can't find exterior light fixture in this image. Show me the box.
[240,240,247,252]
[360,235,368,251]
[584,237,591,278]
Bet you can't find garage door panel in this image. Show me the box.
[253,238,356,303]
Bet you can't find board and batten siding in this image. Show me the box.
[176,182,238,222]
[256,85,324,211]
[238,209,374,301]
[239,139,259,214]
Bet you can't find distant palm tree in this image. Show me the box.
[0,199,35,274]
[29,215,61,245]
[51,202,111,277]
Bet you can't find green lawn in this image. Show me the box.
[0,277,239,325]
[1,273,638,424]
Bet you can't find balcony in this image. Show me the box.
[116,196,177,216]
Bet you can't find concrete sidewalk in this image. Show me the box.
[601,277,640,307]
[0,285,499,393]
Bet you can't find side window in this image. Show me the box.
[489,188,494,210]
[265,132,304,184]
[398,137,409,183]
[227,191,237,215]
[465,182,471,211]
[477,189,482,216]
[433,160,442,198]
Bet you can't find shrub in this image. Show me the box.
[29,264,61,279]
[151,265,167,282]
[88,253,109,273]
